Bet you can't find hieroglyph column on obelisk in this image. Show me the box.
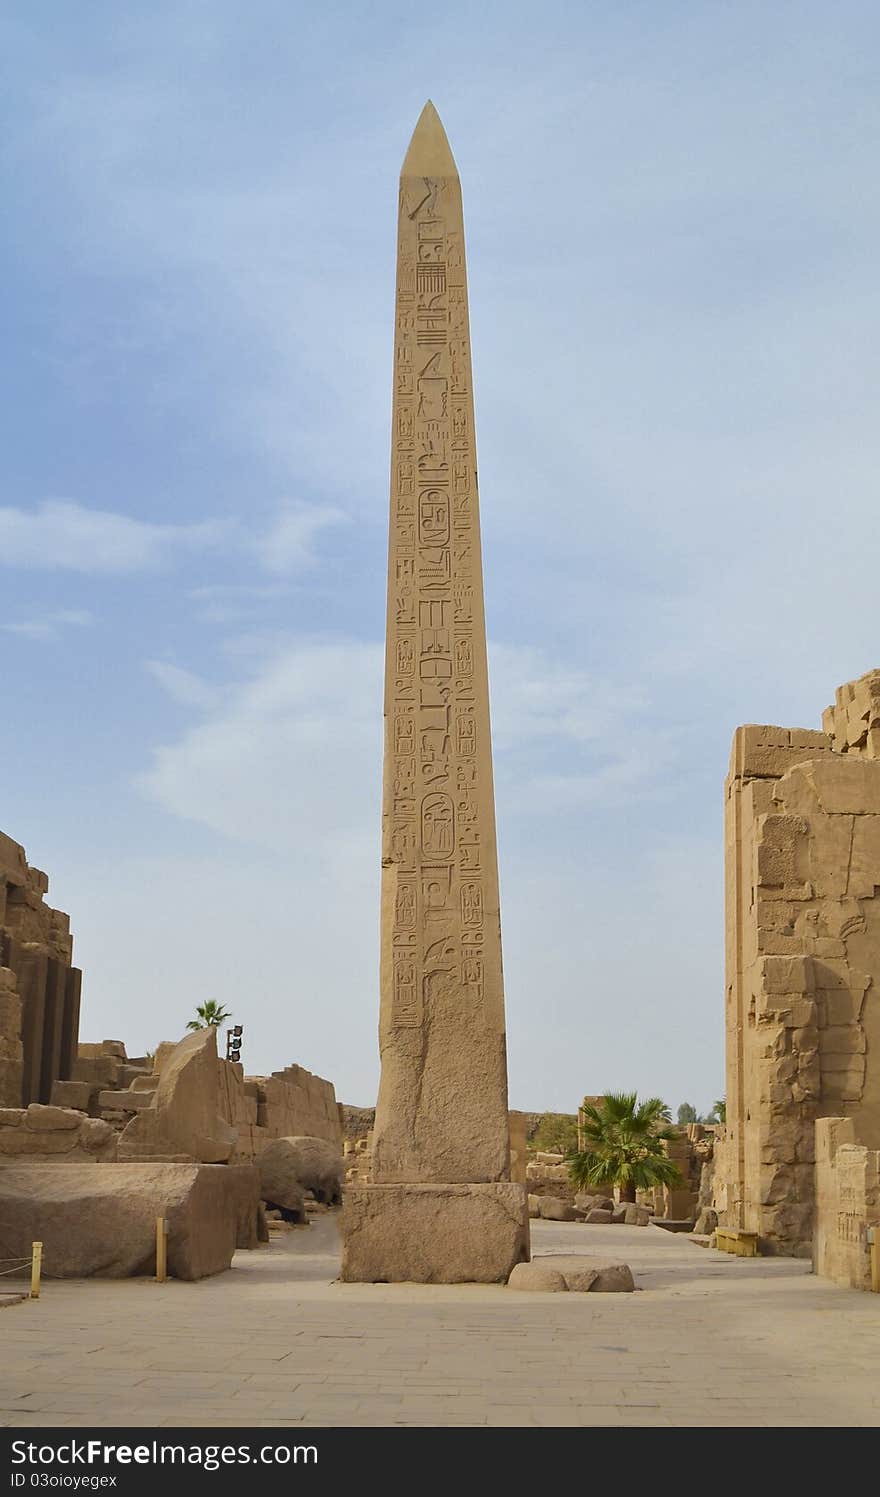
[340,102,529,1283]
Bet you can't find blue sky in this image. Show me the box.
[1,1,878,1113]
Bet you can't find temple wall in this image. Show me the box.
[0,830,81,1106]
[217,1060,342,1161]
[720,674,880,1256]
[814,1116,880,1290]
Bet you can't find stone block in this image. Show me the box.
[339,1182,530,1283]
[507,1262,568,1291]
[72,1057,120,1087]
[24,1104,83,1131]
[0,1163,258,1279]
[584,1208,613,1223]
[521,1255,635,1292]
[98,1089,153,1112]
[820,1025,866,1054]
[117,1028,236,1164]
[538,1195,575,1221]
[49,1081,93,1112]
[761,955,813,994]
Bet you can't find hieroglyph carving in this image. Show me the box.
[381,109,504,1054]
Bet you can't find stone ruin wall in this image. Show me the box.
[719,671,880,1257]
[52,1039,343,1163]
[0,830,81,1108]
[813,1116,880,1291]
[218,1060,343,1160]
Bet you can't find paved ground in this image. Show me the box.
[1,1216,879,1427]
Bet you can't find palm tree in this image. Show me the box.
[710,1099,726,1124]
[568,1092,682,1203]
[186,1000,232,1032]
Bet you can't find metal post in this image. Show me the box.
[30,1241,42,1299]
[156,1217,167,1283]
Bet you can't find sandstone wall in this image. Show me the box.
[66,1037,343,1166]
[0,830,81,1106]
[218,1061,342,1162]
[0,1103,117,1162]
[814,1115,880,1290]
[721,674,880,1255]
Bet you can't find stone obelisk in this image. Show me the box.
[340,102,529,1282]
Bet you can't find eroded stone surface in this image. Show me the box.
[340,1183,529,1284]
[117,1027,237,1164]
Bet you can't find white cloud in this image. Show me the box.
[139,636,659,851]
[253,500,349,576]
[0,500,226,573]
[146,660,219,711]
[0,497,349,585]
[140,639,384,853]
[488,644,646,749]
[1,608,95,640]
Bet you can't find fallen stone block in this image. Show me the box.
[527,1192,541,1218]
[584,1208,613,1223]
[507,1261,568,1291]
[575,1192,614,1212]
[0,1163,260,1279]
[624,1203,652,1226]
[538,1194,575,1221]
[509,1255,634,1293]
[258,1136,343,1213]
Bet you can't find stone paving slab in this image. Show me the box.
[0,1217,878,1427]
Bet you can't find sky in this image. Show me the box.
[1,2,878,1115]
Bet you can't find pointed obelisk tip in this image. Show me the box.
[401,99,459,178]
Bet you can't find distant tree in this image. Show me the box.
[677,1102,698,1125]
[568,1092,682,1203]
[186,1000,232,1032]
[709,1099,727,1124]
[532,1113,578,1155]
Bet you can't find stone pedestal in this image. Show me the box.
[340,1183,529,1284]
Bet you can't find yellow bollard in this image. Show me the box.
[30,1241,42,1299]
[155,1217,167,1283]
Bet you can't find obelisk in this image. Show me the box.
[340,102,529,1283]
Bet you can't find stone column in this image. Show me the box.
[339,102,529,1283]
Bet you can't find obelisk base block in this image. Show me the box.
[339,1182,530,1283]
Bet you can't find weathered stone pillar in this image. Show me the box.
[340,103,528,1282]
